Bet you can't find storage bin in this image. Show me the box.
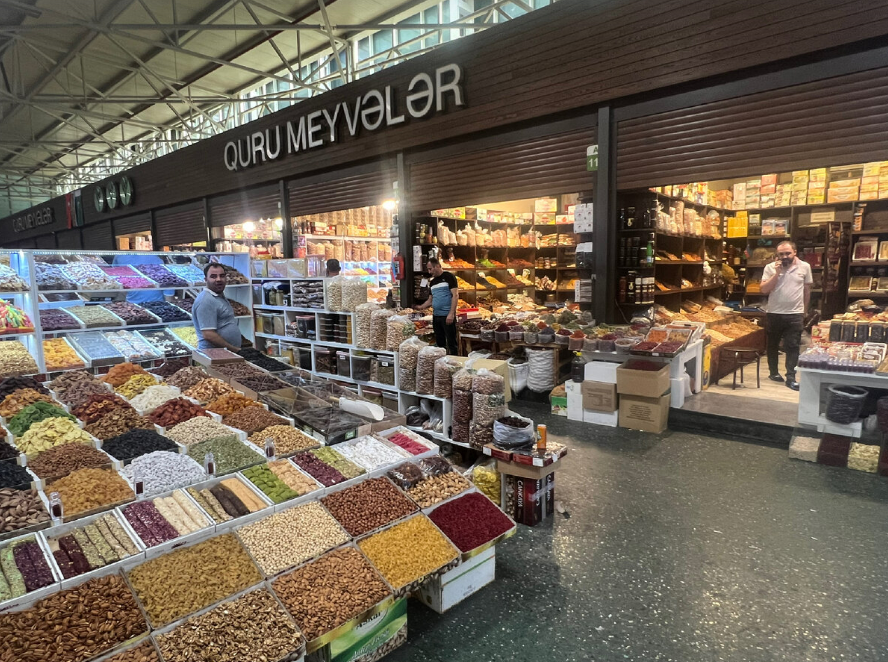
[315,347,334,374]
[352,355,372,382]
[337,351,351,378]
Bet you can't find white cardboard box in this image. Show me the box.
[582,409,619,427]
[416,546,495,614]
[585,360,620,384]
[565,380,584,421]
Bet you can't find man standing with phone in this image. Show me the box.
[415,257,459,355]
[760,240,813,391]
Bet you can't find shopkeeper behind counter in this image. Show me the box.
[416,257,458,355]
[192,263,244,351]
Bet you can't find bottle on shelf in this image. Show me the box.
[646,233,655,266]
[627,271,636,303]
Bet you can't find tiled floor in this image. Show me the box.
[387,403,888,662]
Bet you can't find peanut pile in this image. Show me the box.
[0,574,148,662]
[406,471,472,508]
[237,501,349,576]
[128,534,263,627]
[155,589,302,662]
[272,546,391,641]
[321,478,417,537]
[358,515,457,589]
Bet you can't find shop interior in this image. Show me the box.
[210,217,284,257]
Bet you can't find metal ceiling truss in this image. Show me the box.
[0,0,555,216]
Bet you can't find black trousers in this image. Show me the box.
[433,315,458,355]
[766,313,804,378]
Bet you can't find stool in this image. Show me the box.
[722,347,761,389]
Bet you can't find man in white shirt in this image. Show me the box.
[760,240,813,391]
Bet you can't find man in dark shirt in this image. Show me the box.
[416,257,458,355]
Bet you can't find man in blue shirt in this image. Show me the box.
[192,263,243,351]
[416,257,458,355]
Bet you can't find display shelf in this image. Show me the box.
[255,332,353,349]
[36,284,250,295]
[850,260,888,266]
[851,229,888,235]
[848,291,888,298]
[654,285,722,296]
[40,321,190,335]
[301,235,391,241]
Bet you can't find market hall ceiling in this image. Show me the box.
[0,0,526,216]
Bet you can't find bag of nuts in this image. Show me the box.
[416,346,445,395]
[398,336,427,393]
[370,309,396,350]
[433,356,462,399]
[386,314,415,352]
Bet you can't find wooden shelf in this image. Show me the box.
[852,229,888,235]
[653,285,723,296]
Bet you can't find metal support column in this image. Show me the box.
[594,105,616,324]
[279,179,293,258]
[396,151,413,308]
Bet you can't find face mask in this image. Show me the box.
[781,256,794,268]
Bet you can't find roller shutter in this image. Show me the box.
[81,221,114,251]
[287,162,396,217]
[56,229,82,250]
[617,66,888,189]
[113,212,151,237]
[34,234,56,250]
[209,185,281,227]
[409,127,596,211]
[154,202,206,247]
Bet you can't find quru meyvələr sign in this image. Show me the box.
[223,64,465,172]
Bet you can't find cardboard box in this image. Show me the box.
[314,598,407,662]
[504,474,555,527]
[584,360,620,383]
[582,380,617,412]
[619,393,670,433]
[496,458,557,480]
[416,547,495,614]
[582,409,618,427]
[565,380,583,421]
[550,395,567,417]
[616,361,670,398]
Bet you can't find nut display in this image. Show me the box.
[102,301,159,325]
[46,513,140,579]
[105,330,163,361]
[322,477,417,537]
[428,491,513,552]
[72,393,132,423]
[139,300,191,322]
[123,450,207,497]
[291,451,347,487]
[39,307,81,331]
[207,392,261,416]
[211,362,266,380]
[247,425,318,455]
[35,262,76,290]
[357,514,458,589]
[62,262,121,290]
[241,464,300,503]
[66,305,123,327]
[0,535,54,599]
[128,533,262,627]
[0,376,48,401]
[170,325,198,347]
[266,459,320,495]
[237,347,291,372]
[7,401,75,437]
[272,546,391,641]
[129,385,182,412]
[84,408,154,441]
[164,365,208,390]
[102,429,179,463]
[99,266,156,290]
[133,263,188,288]
[0,487,49,536]
[0,461,33,489]
[115,374,158,399]
[183,377,235,403]
[0,388,56,419]
[228,373,287,392]
[103,640,160,662]
[149,357,190,377]
[165,417,233,445]
[49,370,99,403]
[398,337,425,392]
[237,501,349,576]
[28,442,113,480]
[148,397,209,427]
[0,574,148,662]
[68,331,125,364]
[15,417,94,457]
[155,588,302,662]
[227,298,250,315]
[186,435,264,475]
[48,467,135,516]
[416,346,446,394]
[64,380,117,410]
[0,341,38,377]
[221,406,288,435]
[406,470,471,508]
[99,367,150,393]
[121,492,209,548]
[140,329,192,357]
[335,437,409,472]
[42,338,86,371]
